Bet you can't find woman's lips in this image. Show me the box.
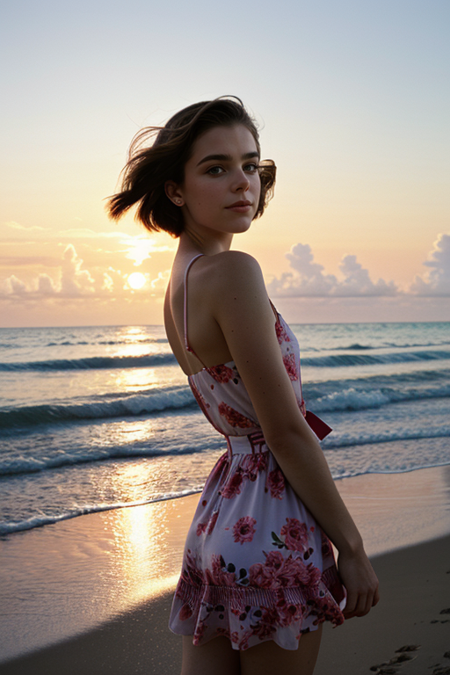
[226,201,252,212]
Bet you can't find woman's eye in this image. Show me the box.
[244,163,259,173]
[207,166,224,175]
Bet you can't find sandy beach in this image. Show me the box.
[1,466,449,674]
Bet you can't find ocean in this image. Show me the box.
[1,321,450,538]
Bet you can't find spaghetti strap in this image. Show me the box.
[183,253,206,366]
[269,298,279,321]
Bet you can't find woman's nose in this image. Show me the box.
[233,169,250,192]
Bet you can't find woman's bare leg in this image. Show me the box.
[181,635,241,675]
[240,625,323,675]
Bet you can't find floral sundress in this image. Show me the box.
[168,255,346,651]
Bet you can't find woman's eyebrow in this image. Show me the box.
[196,151,260,167]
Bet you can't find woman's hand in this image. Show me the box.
[338,548,380,619]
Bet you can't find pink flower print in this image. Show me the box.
[196,389,211,409]
[206,452,229,486]
[237,631,252,651]
[242,453,267,481]
[252,608,278,640]
[305,562,322,587]
[193,620,207,644]
[275,318,291,344]
[321,532,333,560]
[280,518,309,552]
[309,593,344,627]
[283,353,298,381]
[267,467,285,499]
[217,628,231,640]
[179,603,193,621]
[233,516,256,544]
[249,550,320,590]
[206,555,237,587]
[299,398,307,417]
[207,511,218,535]
[181,549,203,587]
[283,557,321,587]
[196,522,207,536]
[221,470,243,499]
[264,550,285,569]
[248,562,274,589]
[218,402,255,428]
[267,552,308,587]
[231,631,240,644]
[274,556,301,587]
[207,364,235,383]
[275,596,304,627]
[249,551,284,589]
[190,381,211,411]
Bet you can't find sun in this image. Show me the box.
[127,272,146,290]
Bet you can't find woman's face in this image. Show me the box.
[170,124,261,236]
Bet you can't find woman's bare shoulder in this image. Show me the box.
[202,249,261,274]
[202,250,265,300]
[201,252,272,341]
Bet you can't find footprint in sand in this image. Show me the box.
[369,645,419,673]
[428,648,450,675]
[431,608,450,624]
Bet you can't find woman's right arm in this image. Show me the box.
[207,251,379,618]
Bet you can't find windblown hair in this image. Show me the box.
[107,96,276,237]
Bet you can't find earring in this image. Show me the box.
[174,198,183,206]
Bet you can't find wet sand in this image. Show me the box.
[1,466,450,674]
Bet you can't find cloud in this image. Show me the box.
[0,245,104,298]
[0,244,167,301]
[2,275,28,295]
[283,243,337,295]
[102,273,114,292]
[5,221,50,232]
[410,233,450,296]
[121,236,173,266]
[150,269,170,293]
[0,256,61,267]
[268,243,398,297]
[53,230,174,266]
[37,274,57,295]
[336,255,397,296]
[57,228,129,239]
[60,245,95,296]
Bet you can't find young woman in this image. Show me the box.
[108,97,379,675]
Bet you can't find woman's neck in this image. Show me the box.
[179,228,233,257]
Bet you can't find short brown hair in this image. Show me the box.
[107,96,276,237]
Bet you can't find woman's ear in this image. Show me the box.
[165,181,184,207]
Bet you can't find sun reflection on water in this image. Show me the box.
[110,326,172,358]
[114,367,161,391]
[99,473,198,606]
[111,419,157,447]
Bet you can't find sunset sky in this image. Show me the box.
[1,0,449,326]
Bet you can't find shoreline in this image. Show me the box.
[3,460,450,540]
[1,534,449,674]
[1,465,450,668]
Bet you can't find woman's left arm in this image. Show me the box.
[208,251,379,618]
